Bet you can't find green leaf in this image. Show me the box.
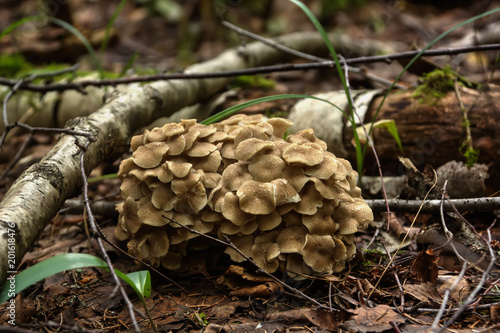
[0,253,151,304]
[0,253,106,303]
[358,119,404,154]
[118,270,151,299]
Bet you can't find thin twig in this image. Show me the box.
[431,261,468,330]
[1,44,499,93]
[366,196,500,213]
[435,181,466,262]
[79,139,142,333]
[438,220,497,332]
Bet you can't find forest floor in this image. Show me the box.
[1,0,500,332]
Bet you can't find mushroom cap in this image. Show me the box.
[224,235,254,262]
[186,142,217,157]
[248,154,285,182]
[301,234,335,273]
[271,178,301,205]
[266,117,293,139]
[302,201,336,235]
[234,138,274,161]
[221,192,254,226]
[221,163,252,192]
[282,143,324,166]
[236,180,276,215]
[287,128,327,151]
[251,242,280,273]
[162,122,186,136]
[256,210,282,231]
[276,226,308,254]
[133,142,169,169]
[137,196,171,227]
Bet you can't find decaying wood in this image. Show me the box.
[348,87,500,183]
[0,31,397,288]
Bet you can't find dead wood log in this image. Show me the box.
[0,31,398,288]
[345,87,500,188]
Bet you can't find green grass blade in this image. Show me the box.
[287,0,362,173]
[0,253,106,303]
[371,119,404,154]
[0,16,40,41]
[48,17,103,79]
[120,52,138,77]
[100,0,127,54]
[201,94,344,125]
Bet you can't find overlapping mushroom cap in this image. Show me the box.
[116,114,372,277]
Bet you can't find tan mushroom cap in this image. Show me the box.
[130,134,144,151]
[287,128,327,151]
[221,192,254,226]
[146,127,167,142]
[224,235,254,262]
[256,210,282,231]
[234,138,274,161]
[266,117,293,139]
[120,176,143,200]
[133,142,169,169]
[305,153,338,179]
[115,197,142,239]
[186,142,217,157]
[293,182,323,215]
[237,180,276,215]
[302,234,335,273]
[151,184,175,211]
[165,135,186,156]
[221,163,252,192]
[165,160,192,178]
[147,229,170,259]
[162,122,185,137]
[276,226,307,254]
[188,124,217,138]
[251,242,280,273]
[117,158,136,177]
[234,124,269,147]
[137,196,171,227]
[282,143,324,166]
[302,201,336,235]
[191,150,222,173]
[248,154,285,182]
[271,178,301,205]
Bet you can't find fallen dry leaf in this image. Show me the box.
[343,304,405,333]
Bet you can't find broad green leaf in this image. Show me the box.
[0,253,106,303]
[118,270,151,298]
[0,253,151,304]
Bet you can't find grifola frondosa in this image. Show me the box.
[116,114,372,277]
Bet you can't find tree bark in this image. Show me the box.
[0,31,397,288]
[345,87,500,186]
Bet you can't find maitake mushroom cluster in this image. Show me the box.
[115,114,373,277]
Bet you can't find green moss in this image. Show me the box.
[231,75,275,89]
[413,65,457,104]
[0,54,33,77]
